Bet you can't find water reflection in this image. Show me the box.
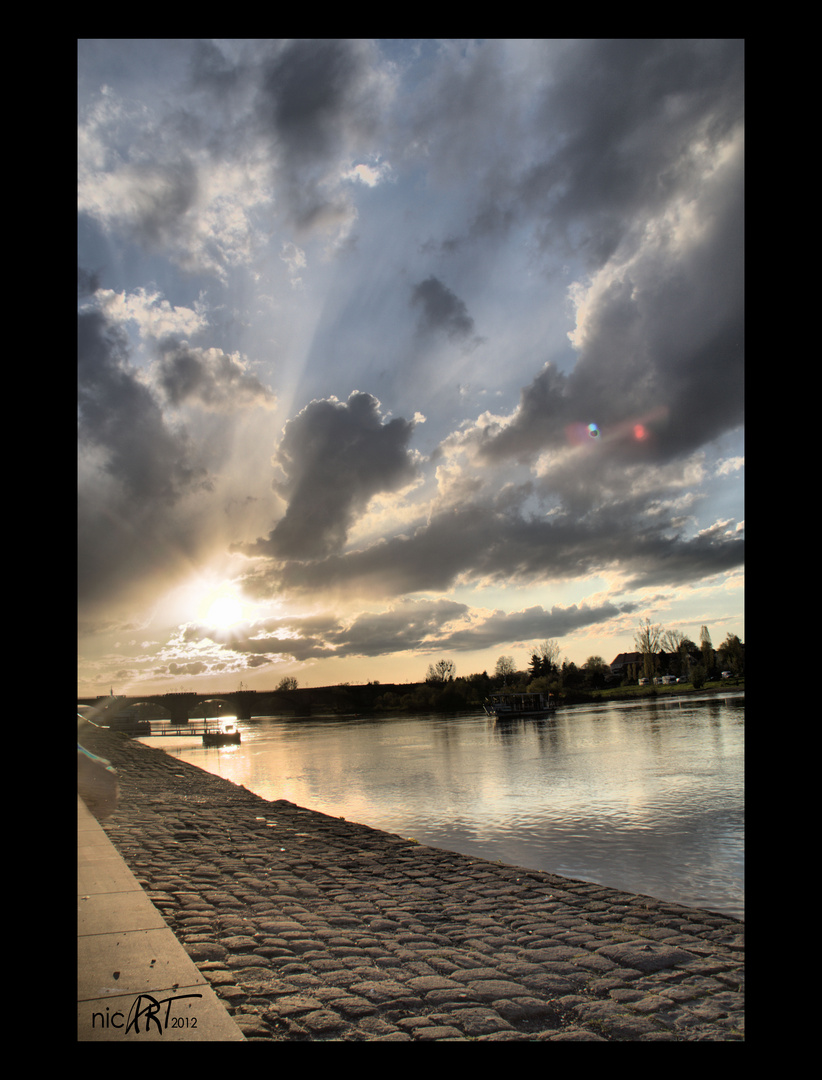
[148,692,743,918]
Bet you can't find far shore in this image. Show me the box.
[559,678,745,707]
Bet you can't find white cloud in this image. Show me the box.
[280,241,307,287]
[716,456,744,476]
[343,160,392,187]
[94,287,208,340]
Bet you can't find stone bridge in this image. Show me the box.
[77,686,359,725]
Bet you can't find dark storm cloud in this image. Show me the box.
[156,344,275,411]
[417,39,743,268]
[522,38,744,264]
[620,525,745,590]
[120,157,199,250]
[256,39,371,160]
[411,276,478,343]
[188,39,245,100]
[240,490,743,605]
[251,38,390,232]
[184,594,649,666]
[477,102,743,478]
[326,598,468,657]
[476,362,570,462]
[216,599,471,662]
[78,266,100,297]
[239,392,421,562]
[77,305,221,615]
[78,310,209,504]
[438,602,636,653]
[80,39,393,273]
[179,599,466,664]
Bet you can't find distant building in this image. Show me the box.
[609,652,644,677]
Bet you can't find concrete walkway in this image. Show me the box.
[78,794,245,1041]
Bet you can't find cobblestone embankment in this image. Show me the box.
[79,726,744,1042]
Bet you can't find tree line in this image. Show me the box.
[407,623,744,710]
[267,623,743,713]
[631,620,744,688]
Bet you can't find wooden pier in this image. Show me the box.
[145,721,223,737]
[115,720,241,745]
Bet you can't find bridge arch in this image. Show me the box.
[186,697,237,720]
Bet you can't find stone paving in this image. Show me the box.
[79,726,744,1042]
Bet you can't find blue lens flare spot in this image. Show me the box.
[587,423,600,438]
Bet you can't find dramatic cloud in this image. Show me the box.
[411,276,479,344]
[477,125,744,477]
[77,310,208,505]
[78,40,744,693]
[241,392,421,561]
[239,493,743,606]
[158,596,648,676]
[155,345,275,411]
[252,38,396,240]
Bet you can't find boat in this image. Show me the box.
[202,722,241,746]
[483,690,558,720]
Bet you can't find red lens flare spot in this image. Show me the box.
[633,423,648,440]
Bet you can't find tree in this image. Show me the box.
[700,625,716,678]
[426,658,456,684]
[661,628,688,676]
[718,633,744,676]
[582,655,609,688]
[635,618,662,680]
[528,639,561,680]
[561,660,583,688]
[495,656,517,682]
[700,625,712,653]
[538,639,561,672]
[277,676,298,691]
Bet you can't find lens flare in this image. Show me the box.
[564,406,667,450]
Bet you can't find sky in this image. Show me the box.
[77,39,744,697]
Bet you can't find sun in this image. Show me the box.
[206,594,245,629]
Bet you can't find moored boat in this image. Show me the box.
[202,722,241,746]
[483,690,558,719]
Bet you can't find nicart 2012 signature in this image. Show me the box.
[91,992,204,1034]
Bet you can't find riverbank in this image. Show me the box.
[560,680,745,706]
[340,677,743,714]
[78,724,744,1041]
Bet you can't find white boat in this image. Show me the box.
[483,691,558,719]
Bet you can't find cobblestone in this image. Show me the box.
[81,728,744,1041]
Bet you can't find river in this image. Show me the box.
[143,690,744,919]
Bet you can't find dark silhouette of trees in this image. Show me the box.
[426,658,456,684]
[718,633,745,676]
[528,639,561,680]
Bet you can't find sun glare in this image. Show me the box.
[207,594,245,628]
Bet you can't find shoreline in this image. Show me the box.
[78,724,744,1041]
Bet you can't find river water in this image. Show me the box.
[146,691,744,919]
